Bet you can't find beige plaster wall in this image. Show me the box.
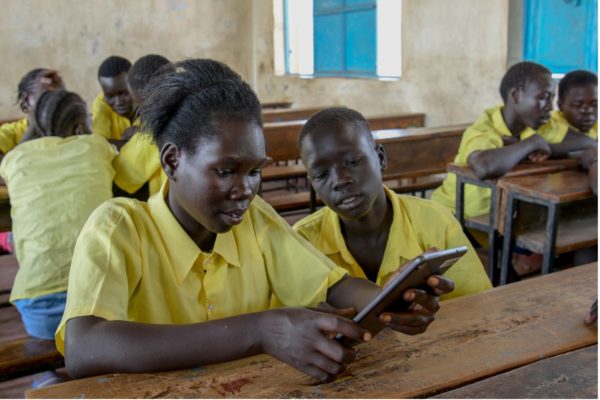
[0,0,253,118]
[252,0,510,126]
[1,0,509,127]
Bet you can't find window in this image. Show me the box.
[523,0,598,76]
[275,0,402,79]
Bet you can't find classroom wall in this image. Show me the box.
[0,0,254,118]
[0,0,510,127]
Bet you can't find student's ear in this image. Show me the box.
[509,86,522,105]
[375,143,387,171]
[160,142,181,180]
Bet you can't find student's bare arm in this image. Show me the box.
[548,130,596,159]
[65,308,368,382]
[467,135,551,180]
[326,275,454,335]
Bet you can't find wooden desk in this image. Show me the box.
[498,170,597,284]
[260,101,293,110]
[262,107,326,123]
[27,263,597,399]
[449,159,579,284]
[0,255,17,307]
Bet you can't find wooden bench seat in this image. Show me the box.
[265,192,323,212]
[0,255,17,307]
[0,338,64,382]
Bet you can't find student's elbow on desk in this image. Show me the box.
[467,152,499,180]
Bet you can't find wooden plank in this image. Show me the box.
[0,338,64,382]
[262,107,325,123]
[0,255,17,295]
[515,215,598,254]
[434,345,598,399]
[498,170,594,203]
[260,101,293,110]
[27,263,598,399]
[0,306,27,342]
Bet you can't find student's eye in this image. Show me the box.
[346,157,363,166]
[215,169,234,177]
[312,171,328,180]
[249,168,262,177]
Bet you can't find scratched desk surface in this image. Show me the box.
[28,263,598,399]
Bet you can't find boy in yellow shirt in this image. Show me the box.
[294,107,492,299]
[91,56,135,142]
[114,54,170,197]
[431,61,594,219]
[1,89,116,340]
[58,59,454,383]
[539,70,597,141]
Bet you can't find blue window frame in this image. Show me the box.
[523,0,598,73]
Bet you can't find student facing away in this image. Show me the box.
[91,55,136,141]
[293,107,492,299]
[0,89,116,340]
[539,69,598,141]
[431,61,595,220]
[0,68,64,157]
[57,59,454,383]
[113,54,170,197]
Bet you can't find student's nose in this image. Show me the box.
[332,166,353,191]
[230,175,254,200]
[542,99,553,112]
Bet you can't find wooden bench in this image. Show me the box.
[260,101,293,110]
[0,255,18,307]
[264,123,468,212]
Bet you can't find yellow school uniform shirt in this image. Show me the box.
[113,132,166,195]
[91,93,131,140]
[0,118,28,154]
[294,187,492,301]
[431,105,543,219]
[55,183,347,354]
[536,110,598,142]
[0,134,116,302]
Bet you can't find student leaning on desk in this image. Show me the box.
[431,61,595,220]
[56,59,455,383]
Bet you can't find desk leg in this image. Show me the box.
[541,204,559,275]
[500,193,516,286]
[487,186,498,285]
[456,177,465,226]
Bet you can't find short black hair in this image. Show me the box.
[34,89,87,136]
[558,70,598,102]
[127,54,171,94]
[16,68,45,112]
[98,56,131,78]
[499,61,551,102]
[298,107,371,148]
[139,58,262,151]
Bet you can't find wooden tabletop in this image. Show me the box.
[447,159,580,182]
[27,263,597,399]
[497,169,594,203]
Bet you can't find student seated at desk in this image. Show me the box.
[539,70,597,141]
[431,61,593,220]
[293,107,491,299]
[57,59,454,383]
[113,54,170,197]
[91,55,136,142]
[0,68,64,157]
[0,89,116,340]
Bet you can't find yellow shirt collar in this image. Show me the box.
[314,187,424,285]
[491,105,536,139]
[148,181,241,284]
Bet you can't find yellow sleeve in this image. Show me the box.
[254,199,346,308]
[55,201,142,354]
[456,127,504,164]
[588,124,598,140]
[0,118,28,154]
[91,94,114,139]
[113,133,161,194]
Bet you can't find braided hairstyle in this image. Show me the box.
[298,107,372,148]
[34,89,88,137]
[139,58,262,152]
[499,61,551,103]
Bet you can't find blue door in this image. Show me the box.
[524,0,598,73]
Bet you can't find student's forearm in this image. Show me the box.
[326,275,380,311]
[65,314,265,378]
[467,140,537,180]
[549,130,596,158]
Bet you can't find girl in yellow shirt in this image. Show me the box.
[60,58,454,383]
